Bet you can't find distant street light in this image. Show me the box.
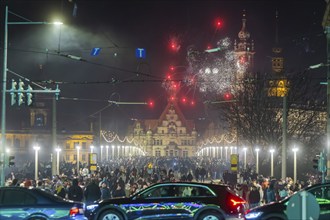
[100,145,104,162]
[55,147,61,175]
[255,148,260,174]
[225,146,228,161]
[90,145,94,153]
[76,146,80,175]
[33,145,40,181]
[292,147,298,183]
[243,147,247,170]
[106,145,109,161]
[270,148,275,177]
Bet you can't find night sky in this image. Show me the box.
[0,0,327,135]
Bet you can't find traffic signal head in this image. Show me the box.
[8,155,15,166]
[10,92,16,106]
[18,79,25,91]
[11,79,17,91]
[26,85,33,106]
[18,93,25,106]
[313,156,319,170]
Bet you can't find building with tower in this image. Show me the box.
[234,10,255,80]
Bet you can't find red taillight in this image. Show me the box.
[69,207,82,217]
[231,198,246,206]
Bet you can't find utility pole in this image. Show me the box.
[52,96,57,176]
[282,95,287,179]
[323,0,330,182]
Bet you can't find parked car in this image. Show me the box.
[244,182,330,220]
[85,181,247,220]
[0,186,87,220]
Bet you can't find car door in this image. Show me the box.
[126,184,192,219]
[0,188,39,220]
[307,184,330,220]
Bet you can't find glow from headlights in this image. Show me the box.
[86,204,99,211]
[245,211,263,219]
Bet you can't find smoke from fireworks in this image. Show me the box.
[186,37,247,95]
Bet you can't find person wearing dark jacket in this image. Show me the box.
[112,183,126,198]
[84,178,101,204]
[68,179,83,202]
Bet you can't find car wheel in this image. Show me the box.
[99,210,124,220]
[198,211,224,220]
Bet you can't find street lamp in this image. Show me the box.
[243,147,247,170]
[100,145,104,162]
[0,5,62,186]
[292,147,298,183]
[255,148,260,174]
[106,145,109,161]
[90,145,94,153]
[76,146,80,175]
[270,148,275,177]
[55,147,61,175]
[33,145,40,181]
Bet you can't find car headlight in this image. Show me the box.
[86,204,99,211]
[245,211,263,219]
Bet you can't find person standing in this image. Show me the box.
[68,179,83,202]
[84,178,101,204]
[100,181,111,200]
[247,185,261,209]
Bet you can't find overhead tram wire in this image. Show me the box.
[4,47,163,80]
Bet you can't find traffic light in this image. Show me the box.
[26,85,33,106]
[18,92,25,106]
[18,79,25,91]
[318,152,327,173]
[8,155,15,166]
[313,156,319,170]
[10,79,17,106]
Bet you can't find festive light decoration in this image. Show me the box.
[101,130,146,155]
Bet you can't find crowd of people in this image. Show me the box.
[5,156,321,208]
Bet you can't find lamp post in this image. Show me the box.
[106,145,109,161]
[90,145,94,153]
[33,145,40,181]
[0,6,62,186]
[225,146,228,161]
[255,148,260,174]
[243,147,247,170]
[76,146,80,174]
[270,148,275,177]
[292,147,298,183]
[55,147,61,175]
[100,145,103,162]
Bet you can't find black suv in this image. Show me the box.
[245,182,330,220]
[85,182,247,220]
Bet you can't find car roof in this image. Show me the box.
[150,181,229,188]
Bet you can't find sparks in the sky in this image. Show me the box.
[186,37,247,95]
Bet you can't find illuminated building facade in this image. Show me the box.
[127,100,198,157]
[3,102,94,166]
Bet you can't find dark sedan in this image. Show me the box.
[244,182,330,220]
[0,186,87,220]
[85,182,246,220]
